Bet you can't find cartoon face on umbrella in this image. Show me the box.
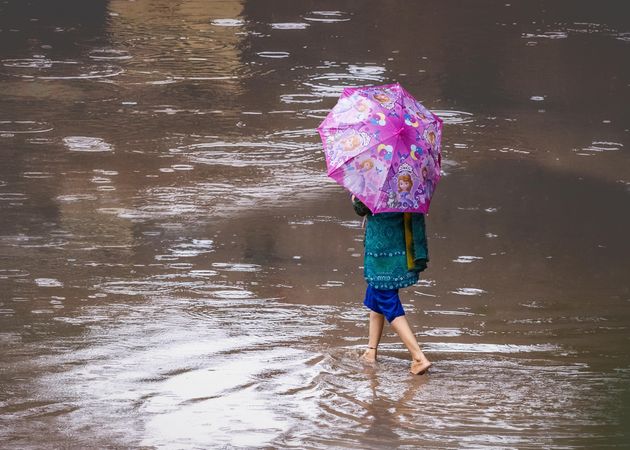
[324,128,373,169]
[331,95,373,125]
[338,129,370,152]
[371,89,396,109]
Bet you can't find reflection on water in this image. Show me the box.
[1,0,629,448]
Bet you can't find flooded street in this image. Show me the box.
[1,0,629,447]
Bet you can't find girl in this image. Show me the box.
[352,195,432,375]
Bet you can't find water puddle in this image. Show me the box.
[1,2,628,448]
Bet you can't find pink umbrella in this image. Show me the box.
[318,83,443,214]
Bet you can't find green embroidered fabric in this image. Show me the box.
[353,199,429,290]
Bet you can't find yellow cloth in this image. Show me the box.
[404,213,415,270]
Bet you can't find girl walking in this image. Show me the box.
[352,195,432,375]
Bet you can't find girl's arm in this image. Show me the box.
[351,195,371,217]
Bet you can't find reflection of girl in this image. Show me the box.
[351,196,432,375]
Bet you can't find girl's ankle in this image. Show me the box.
[412,352,427,362]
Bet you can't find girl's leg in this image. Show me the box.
[390,316,432,374]
[361,311,385,362]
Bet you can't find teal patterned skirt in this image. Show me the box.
[363,212,428,290]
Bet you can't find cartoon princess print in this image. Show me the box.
[415,109,430,124]
[344,167,365,197]
[356,157,384,199]
[402,96,420,117]
[358,158,374,171]
[332,95,372,124]
[394,163,419,209]
[397,173,414,208]
[342,157,375,199]
[331,129,371,159]
[372,89,396,110]
[424,126,438,151]
[386,191,397,208]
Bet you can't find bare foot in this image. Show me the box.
[360,348,377,363]
[410,358,432,375]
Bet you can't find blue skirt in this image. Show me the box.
[363,284,405,323]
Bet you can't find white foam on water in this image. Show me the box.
[35,278,63,287]
[63,136,113,153]
[271,23,310,30]
[453,255,484,263]
[257,51,290,59]
[451,287,487,296]
[211,18,244,27]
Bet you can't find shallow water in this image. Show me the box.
[1,0,629,448]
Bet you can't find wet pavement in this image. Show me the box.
[1,0,629,448]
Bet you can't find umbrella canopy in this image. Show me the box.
[318,83,443,214]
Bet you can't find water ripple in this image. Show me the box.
[304,72,385,97]
[574,141,623,156]
[0,121,53,135]
[212,262,261,272]
[2,58,124,80]
[257,51,290,59]
[88,49,133,61]
[432,110,474,124]
[171,140,315,167]
[280,93,322,104]
[303,11,351,23]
